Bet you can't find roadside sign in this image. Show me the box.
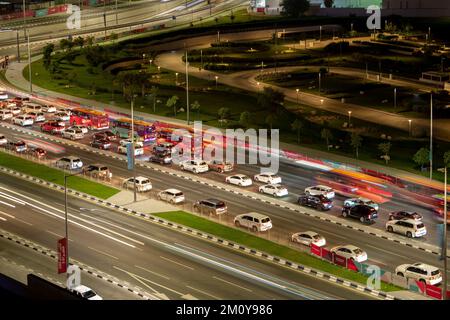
[127,143,134,170]
[57,238,67,274]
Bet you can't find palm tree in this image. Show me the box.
[378,142,392,164]
[166,95,179,116]
[218,107,230,126]
[291,118,303,144]
[190,100,200,119]
[150,86,159,113]
[350,132,363,159]
[321,128,333,150]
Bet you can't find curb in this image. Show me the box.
[0,165,399,300]
[0,121,444,257]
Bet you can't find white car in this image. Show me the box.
[54,111,70,121]
[258,184,288,197]
[123,176,152,192]
[69,285,103,300]
[395,263,442,285]
[180,159,209,173]
[69,125,88,134]
[0,135,7,146]
[330,245,368,262]
[119,139,143,148]
[254,172,282,184]
[225,174,253,187]
[22,102,42,114]
[42,104,57,113]
[58,108,72,116]
[305,185,335,199]
[291,231,326,247]
[117,144,144,156]
[386,219,427,238]
[0,92,8,100]
[157,189,185,204]
[62,128,84,140]
[234,212,273,232]
[9,106,21,115]
[56,156,83,170]
[26,112,46,122]
[344,197,379,211]
[13,115,34,126]
[0,109,13,120]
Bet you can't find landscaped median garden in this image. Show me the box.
[0,150,120,199]
[153,210,401,293]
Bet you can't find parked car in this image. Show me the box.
[56,156,83,170]
[93,130,117,142]
[117,144,144,156]
[29,147,46,158]
[330,245,368,262]
[297,194,333,211]
[386,219,427,238]
[234,212,272,232]
[26,112,45,122]
[305,185,335,199]
[68,125,88,134]
[395,263,442,285]
[291,231,326,247]
[62,128,84,140]
[7,140,27,153]
[84,164,112,179]
[153,142,174,153]
[193,198,227,215]
[344,197,379,211]
[0,135,7,146]
[41,120,65,134]
[179,159,209,173]
[258,184,288,197]
[254,172,282,184]
[0,109,13,120]
[122,176,152,192]
[90,139,111,150]
[225,174,252,187]
[149,152,172,165]
[13,115,33,126]
[342,204,378,223]
[157,188,185,204]
[42,104,57,113]
[207,159,234,173]
[69,285,103,300]
[389,211,423,221]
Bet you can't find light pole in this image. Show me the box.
[408,119,412,137]
[27,33,32,93]
[319,25,322,41]
[186,50,190,125]
[175,72,179,85]
[296,88,299,105]
[430,93,433,179]
[157,66,161,74]
[351,23,353,33]
[348,110,352,125]
[131,96,137,202]
[437,166,448,300]
[115,0,118,25]
[428,27,431,43]
[215,75,218,88]
[200,49,203,71]
[394,88,397,111]
[318,72,321,93]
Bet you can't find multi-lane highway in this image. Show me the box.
[0,171,377,300]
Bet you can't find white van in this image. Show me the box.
[22,102,43,113]
[234,212,273,232]
[0,109,13,120]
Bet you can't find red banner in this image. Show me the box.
[425,284,442,300]
[346,258,359,272]
[333,254,347,267]
[310,243,321,256]
[57,238,67,274]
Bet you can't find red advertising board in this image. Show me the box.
[346,258,359,272]
[310,243,321,256]
[333,254,347,267]
[57,238,67,274]
[425,284,442,300]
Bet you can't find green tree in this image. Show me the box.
[59,38,70,51]
[323,0,334,8]
[444,150,450,167]
[239,111,251,128]
[413,147,430,171]
[291,118,303,144]
[218,107,230,126]
[110,32,118,44]
[321,128,333,150]
[149,86,159,113]
[378,142,392,164]
[42,43,54,70]
[257,87,285,128]
[350,132,363,159]
[190,100,201,119]
[86,36,94,47]
[281,0,310,17]
[166,95,179,116]
[73,36,85,48]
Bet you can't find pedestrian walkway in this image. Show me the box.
[388,290,434,300]
[106,190,179,214]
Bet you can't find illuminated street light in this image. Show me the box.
[348,110,352,124]
[175,72,179,85]
[408,119,412,137]
[215,75,219,88]
[157,66,161,73]
[320,99,324,104]
[296,88,299,105]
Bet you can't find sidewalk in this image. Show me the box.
[1,56,447,190]
[106,190,179,213]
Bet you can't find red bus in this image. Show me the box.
[69,108,109,130]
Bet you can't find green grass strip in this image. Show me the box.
[154,210,401,292]
[0,150,119,199]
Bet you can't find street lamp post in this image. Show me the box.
[348,111,352,125]
[319,25,322,41]
[27,33,32,93]
[430,93,433,180]
[296,88,299,105]
[175,72,179,85]
[157,66,161,74]
[394,88,397,111]
[186,50,190,125]
[318,72,321,93]
[438,167,448,300]
[215,75,218,88]
[408,119,412,137]
[131,96,137,202]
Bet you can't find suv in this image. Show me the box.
[149,152,172,165]
[41,121,65,134]
[85,164,112,179]
[62,128,84,140]
[122,176,152,192]
[69,285,103,300]
[117,143,144,156]
[26,111,46,122]
[193,199,227,215]
[22,102,42,113]
[207,160,233,173]
[386,219,427,238]
[305,185,335,199]
[56,156,83,170]
[93,130,117,142]
[179,159,209,173]
[234,212,272,232]
[342,204,378,223]
[90,139,111,150]
[7,140,27,153]
[0,109,13,120]
[298,194,333,211]
[13,115,34,126]
[157,189,185,204]
[153,142,174,154]
[395,263,442,285]
[0,135,6,146]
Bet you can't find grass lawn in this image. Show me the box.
[0,151,119,199]
[154,211,401,292]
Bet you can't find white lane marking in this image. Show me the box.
[0,216,6,221]
[365,244,408,259]
[0,211,15,219]
[134,265,170,280]
[0,200,15,208]
[160,256,194,270]
[212,276,253,292]
[88,246,119,260]
[186,285,221,300]
[0,193,26,205]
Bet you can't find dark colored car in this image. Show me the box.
[149,152,172,164]
[342,204,378,223]
[193,198,227,215]
[90,139,111,150]
[389,211,422,221]
[93,130,117,142]
[7,140,27,153]
[298,194,333,211]
[29,147,47,158]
